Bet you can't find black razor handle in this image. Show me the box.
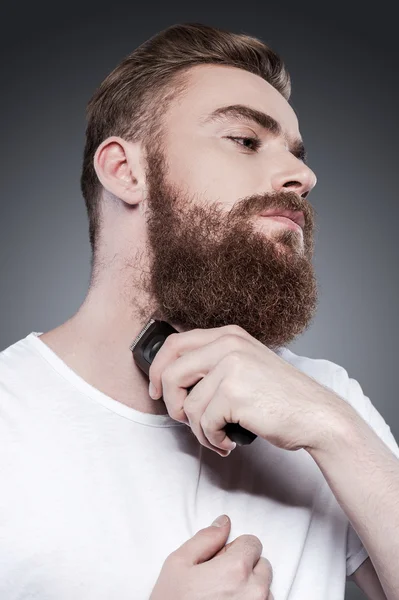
[130,319,257,446]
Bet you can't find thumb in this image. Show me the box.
[175,515,231,565]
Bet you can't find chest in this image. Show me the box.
[0,430,348,599]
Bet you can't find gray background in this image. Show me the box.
[1,2,397,598]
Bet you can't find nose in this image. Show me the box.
[271,156,317,199]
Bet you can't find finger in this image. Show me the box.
[148,325,253,398]
[184,375,234,456]
[252,556,273,589]
[185,361,238,453]
[223,534,263,571]
[199,353,256,451]
[163,348,245,454]
[157,367,227,455]
[157,366,233,456]
[157,336,251,434]
[213,540,235,558]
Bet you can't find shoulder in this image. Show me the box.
[278,346,346,390]
[277,346,373,423]
[278,346,399,457]
[0,333,45,403]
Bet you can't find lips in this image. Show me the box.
[259,209,305,229]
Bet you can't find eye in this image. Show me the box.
[225,136,262,152]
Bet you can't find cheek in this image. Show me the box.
[166,140,260,208]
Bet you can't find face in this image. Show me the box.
[139,65,318,350]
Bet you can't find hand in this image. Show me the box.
[149,324,350,457]
[149,515,274,600]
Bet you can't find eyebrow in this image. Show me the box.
[199,103,308,164]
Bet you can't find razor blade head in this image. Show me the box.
[130,319,177,376]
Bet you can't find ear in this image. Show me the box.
[93,136,146,206]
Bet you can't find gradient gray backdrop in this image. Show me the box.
[1,2,397,599]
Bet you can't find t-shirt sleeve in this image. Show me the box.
[346,522,369,577]
[336,372,399,577]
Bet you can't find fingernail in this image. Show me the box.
[149,382,157,398]
[212,515,229,527]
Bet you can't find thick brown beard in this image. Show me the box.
[139,144,319,350]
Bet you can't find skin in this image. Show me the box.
[40,64,317,417]
[39,64,393,598]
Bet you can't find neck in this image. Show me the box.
[39,272,169,416]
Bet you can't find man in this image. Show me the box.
[0,21,398,599]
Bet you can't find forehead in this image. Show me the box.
[166,64,300,136]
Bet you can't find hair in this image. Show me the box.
[80,22,291,269]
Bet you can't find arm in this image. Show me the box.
[350,558,387,600]
[307,400,399,600]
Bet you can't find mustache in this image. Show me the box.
[228,190,314,223]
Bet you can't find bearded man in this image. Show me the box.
[0,22,397,600]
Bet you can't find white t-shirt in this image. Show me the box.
[0,332,398,600]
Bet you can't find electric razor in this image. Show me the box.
[129,318,257,446]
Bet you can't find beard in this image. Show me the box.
[138,142,318,351]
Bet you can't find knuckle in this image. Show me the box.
[230,535,263,581]
[252,583,270,600]
[231,557,250,581]
[221,350,242,368]
[163,332,179,349]
[183,400,193,414]
[228,350,242,362]
[218,376,236,397]
[244,534,263,556]
[167,405,182,421]
[256,557,273,591]
[263,557,273,575]
[224,324,245,336]
[165,549,183,567]
[184,402,196,420]
[221,334,244,351]
[235,534,263,559]
[199,412,210,431]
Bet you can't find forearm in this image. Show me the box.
[307,401,399,600]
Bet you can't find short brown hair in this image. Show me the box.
[80,22,291,265]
